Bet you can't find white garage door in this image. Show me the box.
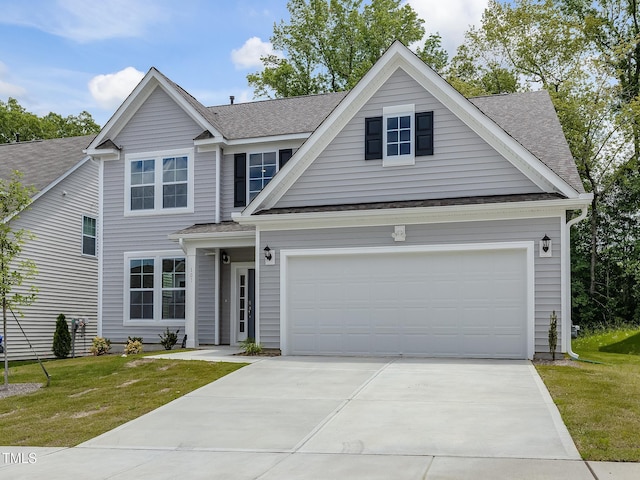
[284,247,529,358]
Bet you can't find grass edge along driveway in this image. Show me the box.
[536,328,640,462]
[0,354,246,447]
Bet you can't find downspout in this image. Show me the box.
[565,207,589,360]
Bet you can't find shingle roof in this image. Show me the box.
[171,222,255,235]
[470,90,584,193]
[0,135,95,192]
[206,91,348,139]
[258,193,567,215]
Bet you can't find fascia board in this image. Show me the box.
[167,230,255,241]
[195,132,311,150]
[235,197,592,231]
[88,70,223,151]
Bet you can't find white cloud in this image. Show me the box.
[0,61,26,97]
[88,67,144,109]
[231,37,281,70]
[0,0,170,42]
[407,0,488,56]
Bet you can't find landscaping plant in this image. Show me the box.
[548,310,558,360]
[239,338,263,355]
[52,313,71,358]
[124,339,143,355]
[158,328,179,350]
[89,336,111,356]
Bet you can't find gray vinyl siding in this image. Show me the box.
[6,160,99,360]
[275,69,542,209]
[102,85,218,342]
[258,217,562,355]
[196,252,216,344]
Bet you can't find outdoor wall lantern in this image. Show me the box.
[221,251,230,264]
[264,245,275,265]
[540,234,552,257]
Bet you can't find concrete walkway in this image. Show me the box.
[1,354,639,479]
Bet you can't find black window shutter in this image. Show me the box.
[365,116,383,160]
[415,111,434,156]
[234,153,247,207]
[279,149,293,168]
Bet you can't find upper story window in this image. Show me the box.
[365,105,433,167]
[234,149,293,207]
[249,152,277,201]
[82,215,97,257]
[125,149,194,216]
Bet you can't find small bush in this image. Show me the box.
[124,339,143,355]
[239,338,263,356]
[127,336,143,343]
[158,328,179,350]
[89,336,112,356]
[52,313,72,358]
[549,310,558,361]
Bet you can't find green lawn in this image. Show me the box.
[0,354,245,446]
[536,328,640,461]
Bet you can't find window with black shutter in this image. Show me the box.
[415,111,434,156]
[279,149,293,168]
[234,153,246,207]
[365,116,383,160]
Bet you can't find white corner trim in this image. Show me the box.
[279,241,536,359]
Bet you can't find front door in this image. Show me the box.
[235,266,255,343]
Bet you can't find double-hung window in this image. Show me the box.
[249,152,277,201]
[82,215,97,257]
[126,149,193,215]
[126,251,186,323]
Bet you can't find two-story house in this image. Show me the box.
[86,42,591,359]
[0,135,98,360]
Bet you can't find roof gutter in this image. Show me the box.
[565,206,589,360]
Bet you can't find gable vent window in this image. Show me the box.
[365,105,433,166]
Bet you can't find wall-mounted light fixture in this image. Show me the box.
[540,234,552,257]
[264,245,275,265]
[221,251,230,264]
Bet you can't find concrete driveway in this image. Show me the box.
[1,356,601,479]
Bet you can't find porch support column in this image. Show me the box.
[214,247,220,345]
[185,245,198,348]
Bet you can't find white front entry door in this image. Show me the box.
[233,264,255,344]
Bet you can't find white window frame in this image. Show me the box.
[383,104,415,167]
[247,150,279,202]
[81,215,97,257]
[124,148,194,216]
[123,250,187,326]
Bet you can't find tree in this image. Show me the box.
[1,171,37,387]
[52,313,71,359]
[0,97,100,144]
[248,0,428,98]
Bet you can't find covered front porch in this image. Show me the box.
[169,222,257,348]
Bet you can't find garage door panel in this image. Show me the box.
[286,248,528,358]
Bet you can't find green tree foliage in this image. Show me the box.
[52,313,71,359]
[0,97,100,144]
[247,0,433,98]
[1,171,38,385]
[451,0,640,330]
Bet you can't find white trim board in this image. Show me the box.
[279,241,535,359]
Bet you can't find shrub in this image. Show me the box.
[89,336,112,356]
[124,339,143,355]
[549,310,558,361]
[127,336,143,343]
[52,313,72,358]
[239,338,263,356]
[158,328,179,350]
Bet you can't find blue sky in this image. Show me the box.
[0,0,488,126]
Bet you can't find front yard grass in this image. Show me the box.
[0,354,245,446]
[536,328,640,461]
